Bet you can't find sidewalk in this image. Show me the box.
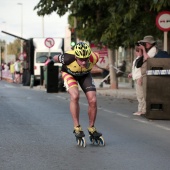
[5,77,136,100]
[34,78,136,100]
[94,79,136,100]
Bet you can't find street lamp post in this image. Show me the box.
[0,42,2,80]
[2,21,7,63]
[17,3,23,54]
[42,16,44,37]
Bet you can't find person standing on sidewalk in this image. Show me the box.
[10,61,15,83]
[14,59,21,84]
[128,47,146,116]
[136,35,157,100]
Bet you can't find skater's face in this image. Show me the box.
[76,57,89,68]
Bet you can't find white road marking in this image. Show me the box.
[154,125,170,131]
[0,84,16,88]
[52,95,170,132]
[133,119,149,124]
[116,113,129,118]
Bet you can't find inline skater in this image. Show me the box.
[46,42,105,147]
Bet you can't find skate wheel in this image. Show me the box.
[76,138,81,145]
[77,137,86,147]
[99,136,105,146]
[89,135,95,144]
[81,137,86,147]
[95,138,100,145]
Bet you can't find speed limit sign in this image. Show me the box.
[44,38,55,48]
[156,11,170,31]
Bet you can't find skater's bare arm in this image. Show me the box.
[53,55,59,62]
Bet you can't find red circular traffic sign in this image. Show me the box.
[156,11,170,31]
[44,38,55,48]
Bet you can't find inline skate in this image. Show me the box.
[73,125,86,147]
[88,126,105,146]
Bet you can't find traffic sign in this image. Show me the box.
[156,11,170,31]
[44,38,55,48]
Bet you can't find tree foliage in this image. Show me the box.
[34,0,170,48]
[0,40,6,62]
[7,39,21,58]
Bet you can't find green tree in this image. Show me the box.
[34,0,170,88]
[7,39,21,59]
[34,0,170,46]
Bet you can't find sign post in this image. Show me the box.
[44,38,55,56]
[156,11,170,51]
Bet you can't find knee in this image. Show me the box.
[88,96,97,107]
[70,92,79,102]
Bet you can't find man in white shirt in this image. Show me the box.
[14,59,21,83]
[128,47,146,116]
[136,35,157,100]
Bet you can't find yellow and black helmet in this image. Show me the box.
[74,42,91,59]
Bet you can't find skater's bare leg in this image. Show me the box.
[68,86,80,127]
[85,91,97,127]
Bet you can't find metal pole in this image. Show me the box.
[164,31,168,51]
[2,21,7,63]
[17,3,23,54]
[42,16,44,37]
[0,42,1,80]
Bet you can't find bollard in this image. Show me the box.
[30,75,34,88]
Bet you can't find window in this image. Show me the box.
[36,52,61,63]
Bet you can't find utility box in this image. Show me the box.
[46,65,59,93]
[144,58,170,119]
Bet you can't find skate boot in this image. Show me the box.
[73,125,86,147]
[88,126,105,146]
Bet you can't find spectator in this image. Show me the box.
[10,61,15,83]
[136,35,157,99]
[22,59,29,86]
[4,63,9,71]
[20,61,24,83]
[137,35,157,62]
[99,67,109,87]
[14,59,21,83]
[1,63,5,70]
[128,47,146,116]
[116,60,126,77]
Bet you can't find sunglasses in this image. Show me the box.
[76,57,89,62]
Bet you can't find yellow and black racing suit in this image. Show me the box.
[58,50,99,93]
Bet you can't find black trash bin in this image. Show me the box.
[46,65,59,93]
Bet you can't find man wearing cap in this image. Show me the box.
[137,35,157,104]
[138,35,157,61]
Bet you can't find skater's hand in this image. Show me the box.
[45,59,54,66]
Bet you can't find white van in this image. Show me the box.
[33,38,63,81]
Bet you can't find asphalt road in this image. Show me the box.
[1,80,170,170]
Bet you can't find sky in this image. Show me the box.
[0,0,69,43]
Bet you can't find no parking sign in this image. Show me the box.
[156,11,170,31]
[156,11,170,51]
